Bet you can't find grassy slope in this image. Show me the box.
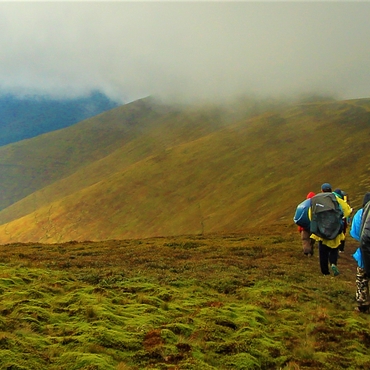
[0,229,369,369]
[0,96,265,220]
[0,102,234,228]
[1,98,370,243]
[0,98,164,212]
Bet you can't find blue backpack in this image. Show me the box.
[293,198,312,229]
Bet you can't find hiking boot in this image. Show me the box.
[331,264,340,276]
[355,305,370,313]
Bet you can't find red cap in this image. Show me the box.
[306,192,315,199]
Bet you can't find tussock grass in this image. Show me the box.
[0,228,368,369]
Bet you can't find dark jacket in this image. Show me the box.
[360,198,370,275]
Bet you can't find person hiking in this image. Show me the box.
[335,189,351,253]
[310,183,352,276]
[350,192,370,313]
[297,191,316,256]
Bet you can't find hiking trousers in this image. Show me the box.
[356,267,369,306]
[339,239,346,252]
[318,241,339,275]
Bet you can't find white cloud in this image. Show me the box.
[0,1,369,102]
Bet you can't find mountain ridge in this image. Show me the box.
[0,91,119,147]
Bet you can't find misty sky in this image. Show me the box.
[1,1,369,103]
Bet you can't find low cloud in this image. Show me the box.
[1,2,369,103]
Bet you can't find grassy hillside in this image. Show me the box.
[0,229,368,369]
[0,98,171,213]
[1,98,370,243]
[0,98,243,228]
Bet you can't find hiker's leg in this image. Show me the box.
[339,239,345,252]
[310,238,315,256]
[328,246,340,275]
[340,221,347,253]
[329,246,339,266]
[356,267,370,310]
[301,229,313,255]
[318,241,330,275]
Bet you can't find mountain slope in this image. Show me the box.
[0,91,119,146]
[0,97,246,224]
[0,98,168,212]
[1,98,370,243]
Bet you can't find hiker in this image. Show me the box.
[350,192,370,312]
[310,183,352,276]
[297,191,316,256]
[335,189,351,253]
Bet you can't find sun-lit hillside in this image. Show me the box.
[1,97,370,243]
[0,97,253,226]
[0,97,194,214]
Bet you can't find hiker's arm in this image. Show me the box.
[338,198,352,218]
[350,209,362,242]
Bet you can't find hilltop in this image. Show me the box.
[0,96,370,243]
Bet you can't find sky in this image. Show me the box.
[1,1,370,103]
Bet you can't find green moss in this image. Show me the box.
[0,234,368,369]
[160,328,178,344]
[162,323,193,337]
[0,278,18,287]
[222,353,260,369]
[93,328,142,351]
[55,352,116,370]
[0,349,45,369]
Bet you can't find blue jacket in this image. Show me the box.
[350,208,363,241]
[351,209,364,268]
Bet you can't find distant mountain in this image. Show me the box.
[1,96,370,243]
[0,91,120,146]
